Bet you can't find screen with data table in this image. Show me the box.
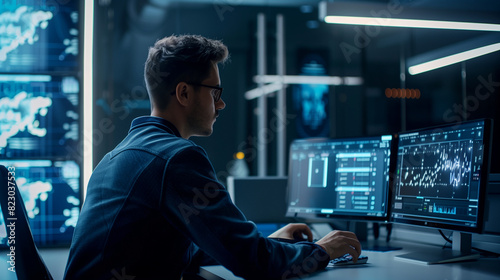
[286,135,394,221]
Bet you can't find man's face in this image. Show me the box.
[186,62,225,137]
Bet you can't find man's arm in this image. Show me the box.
[161,146,331,279]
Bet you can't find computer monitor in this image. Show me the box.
[0,75,80,158]
[227,176,292,224]
[285,135,395,222]
[0,1,81,73]
[391,119,493,264]
[0,159,81,248]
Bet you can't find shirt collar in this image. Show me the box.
[129,116,182,137]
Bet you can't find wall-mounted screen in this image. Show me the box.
[0,1,80,73]
[0,159,80,247]
[0,74,80,158]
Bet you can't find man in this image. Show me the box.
[64,34,361,280]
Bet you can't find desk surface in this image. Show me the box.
[200,241,500,280]
[0,247,69,280]
[1,242,499,280]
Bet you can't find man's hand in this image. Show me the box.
[268,223,313,241]
[314,230,361,262]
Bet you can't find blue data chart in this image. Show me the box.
[0,160,80,247]
[391,120,491,232]
[0,0,79,73]
[0,74,80,158]
[399,140,473,200]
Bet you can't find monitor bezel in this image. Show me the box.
[285,135,397,222]
[390,119,493,234]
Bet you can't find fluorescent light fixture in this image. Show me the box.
[245,83,285,100]
[319,1,500,32]
[83,0,94,199]
[409,43,500,75]
[407,34,500,75]
[247,75,364,100]
[324,16,500,32]
[253,75,363,86]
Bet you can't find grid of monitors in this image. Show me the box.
[390,119,493,233]
[285,135,394,221]
[0,0,82,248]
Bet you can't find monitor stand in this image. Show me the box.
[395,231,480,264]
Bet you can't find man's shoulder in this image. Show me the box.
[112,127,202,160]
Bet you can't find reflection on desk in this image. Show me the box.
[200,241,500,280]
[0,248,69,280]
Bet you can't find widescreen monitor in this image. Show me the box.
[391,119,493,263]
[285,135,395,222]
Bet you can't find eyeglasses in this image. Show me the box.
[187,82,223,102]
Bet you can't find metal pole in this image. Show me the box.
[461,62,467,121]
[276,14,286,177]
[400,44,406,132]
[257,13,267,176]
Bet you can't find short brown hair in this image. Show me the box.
[144,34,229,110]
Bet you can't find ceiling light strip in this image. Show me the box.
[408,42,500,75]
[324,16,500,32]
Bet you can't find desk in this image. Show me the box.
[0,247,69,280]
[1,242,498,280]
[200,241,500,280]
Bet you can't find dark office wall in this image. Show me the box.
[92,2,367,179]
[92,1,500,180]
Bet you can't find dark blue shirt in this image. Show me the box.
[64,116,329,280]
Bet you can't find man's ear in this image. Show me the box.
[174,82,190,107]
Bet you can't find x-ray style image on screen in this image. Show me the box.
[308,157,328,188]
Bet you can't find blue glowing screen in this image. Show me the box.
[293,54,329,138]
[0,160,80,247]
[0,75,80,158]
[0,0,79,73]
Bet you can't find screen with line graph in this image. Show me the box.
[391,119,493,233]
[286,135,395,221]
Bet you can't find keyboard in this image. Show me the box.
[328,254,369,266]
